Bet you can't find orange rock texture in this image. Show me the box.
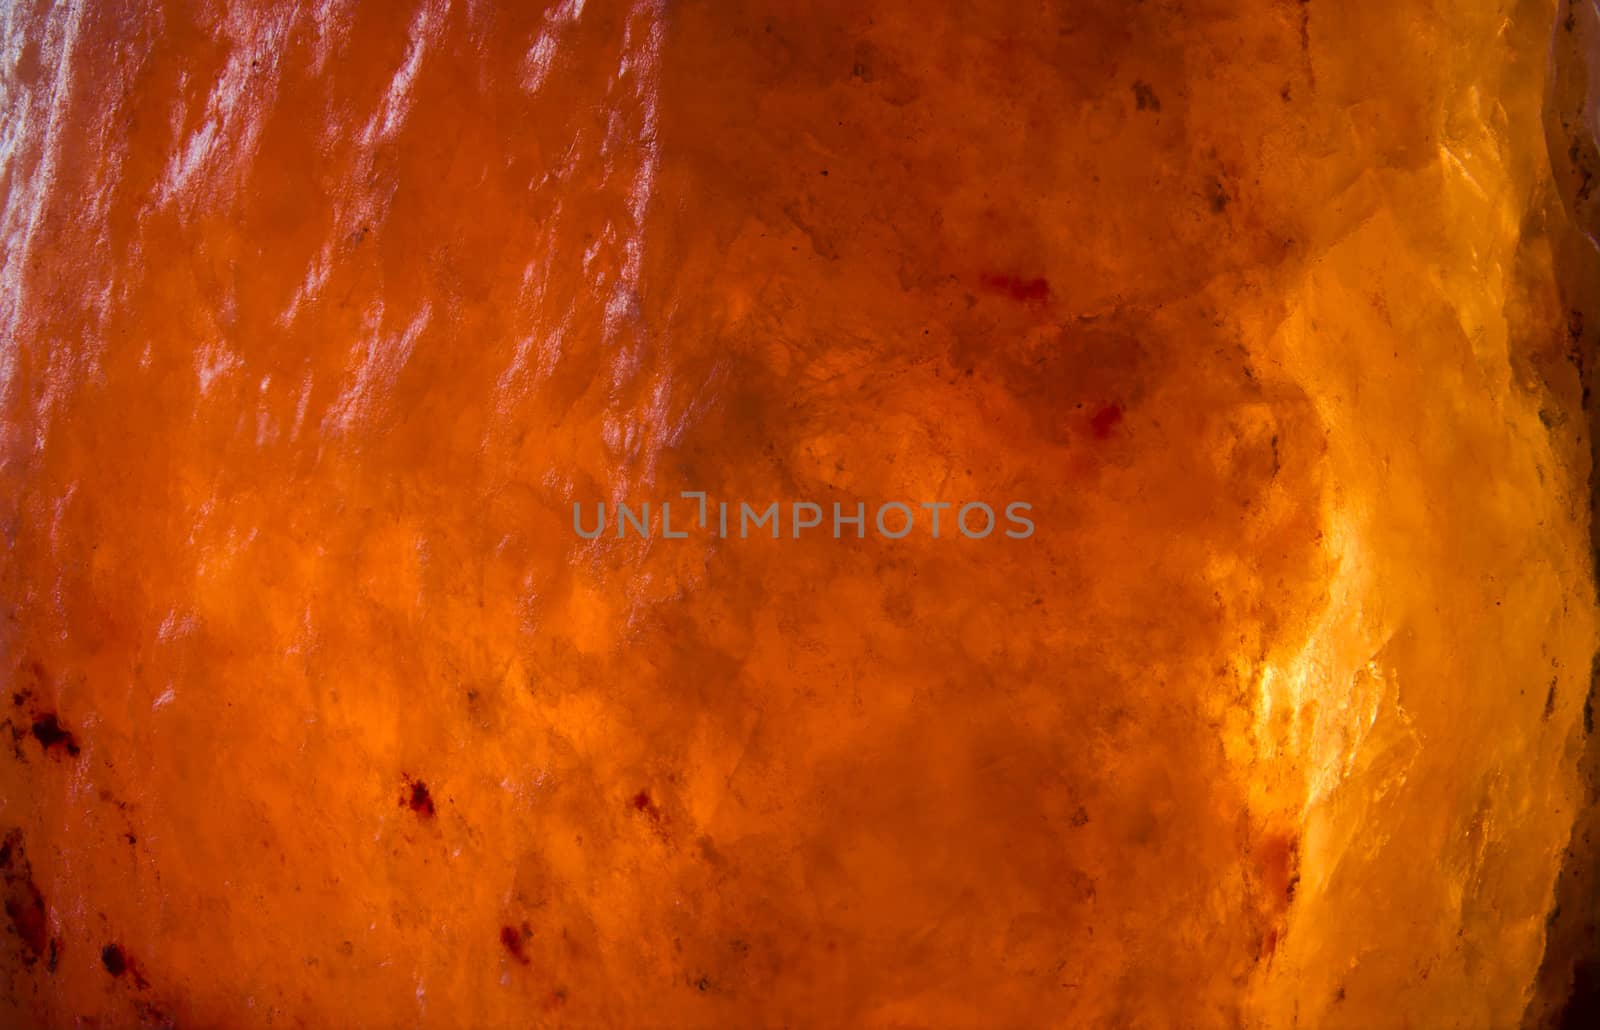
[2,0,1599,1027]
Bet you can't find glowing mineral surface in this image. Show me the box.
[2,0,1598,1026]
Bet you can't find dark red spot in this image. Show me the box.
[1255,830,1301,923]
[630,789,671,840]
[979,272,1051,305]
[1089,404,1123,439]
[102,943,150,989]
[1,830,47,965]
[631,790,666,825]
[5,889,47,962]
[500,924,529,964]
[404,779,435,819]
[31,713,79,757]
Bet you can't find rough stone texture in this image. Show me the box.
[0,1,1595,1027]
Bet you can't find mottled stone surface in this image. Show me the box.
[0,1,1595,1027]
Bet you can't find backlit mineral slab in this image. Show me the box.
[3,1,1599,1027]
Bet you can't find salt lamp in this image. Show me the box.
[2,0,1598,1026]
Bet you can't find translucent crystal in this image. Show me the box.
[0,1,1595,1026]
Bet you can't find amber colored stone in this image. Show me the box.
[1,0,1598,1027]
